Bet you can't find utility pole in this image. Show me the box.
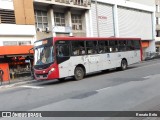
[95,0,100,37]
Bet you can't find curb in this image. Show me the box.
[0,79,37,90]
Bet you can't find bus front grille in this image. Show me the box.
[36,74,48,79]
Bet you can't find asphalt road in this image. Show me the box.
[1,59,160,120]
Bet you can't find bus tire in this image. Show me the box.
[74,67,85,80]
[120,59,128,70]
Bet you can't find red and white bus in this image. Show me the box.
[33,37,142,81]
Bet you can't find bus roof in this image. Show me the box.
[53,36,141,41]
[34,37,141,43]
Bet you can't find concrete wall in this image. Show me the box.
[0,0,14,10]
[129,0,155,6]
[0,0,36,45]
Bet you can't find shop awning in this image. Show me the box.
[0,45,33,56]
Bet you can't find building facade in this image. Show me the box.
[91,0,156,59]
[33,0,91,40]
[0,0,36,81]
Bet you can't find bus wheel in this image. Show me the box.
[74,67,85,80]
[120,59,128,70]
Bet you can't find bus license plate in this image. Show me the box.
[40,75,43,79]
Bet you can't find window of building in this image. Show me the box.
[3,41,31,46]
[0,9,15,24]
[156,30,160,37]
[54,12,65,26]
[18,41,31,45]
[156,5,159,12]
[35,10,48,30]
[156,17,159,25]
[3,41,17,46]
[71,14,82,30]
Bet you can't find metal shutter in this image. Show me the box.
[91,3,114,37]
[118,7,153,40]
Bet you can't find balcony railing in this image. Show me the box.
[34,0,91,7]
[55,0,91,6]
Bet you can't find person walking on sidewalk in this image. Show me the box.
[0,68,4,85]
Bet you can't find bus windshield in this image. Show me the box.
[34,46,54,65]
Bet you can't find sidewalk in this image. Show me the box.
[144,54,160,61]
[0,76,36,89]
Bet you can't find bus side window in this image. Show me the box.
[57,45,70,57]
[71,41,85,56]
[118,40,126,52]
[86,41,98,55]
[109,40,118,52]
[134,40,140,50]
[127,40,135,50]
[104,40,110,53]
[98,41,105,53]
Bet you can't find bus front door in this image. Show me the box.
[56,43,70,78]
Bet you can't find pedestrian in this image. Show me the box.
[0,68,4,85]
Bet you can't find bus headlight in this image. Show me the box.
[49,68,55,74]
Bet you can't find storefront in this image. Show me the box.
[0,45,33,81]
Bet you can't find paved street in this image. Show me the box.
[1,59,160,120]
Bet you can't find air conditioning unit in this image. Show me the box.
[66,0,70,4]
[73,0,77,5]
[60,0,65,3]
[83,0,87,6]
[88,0,91,5]
[36,28,42,32]
[45,27,50,33]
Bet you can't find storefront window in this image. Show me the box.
[8,56,33,80]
